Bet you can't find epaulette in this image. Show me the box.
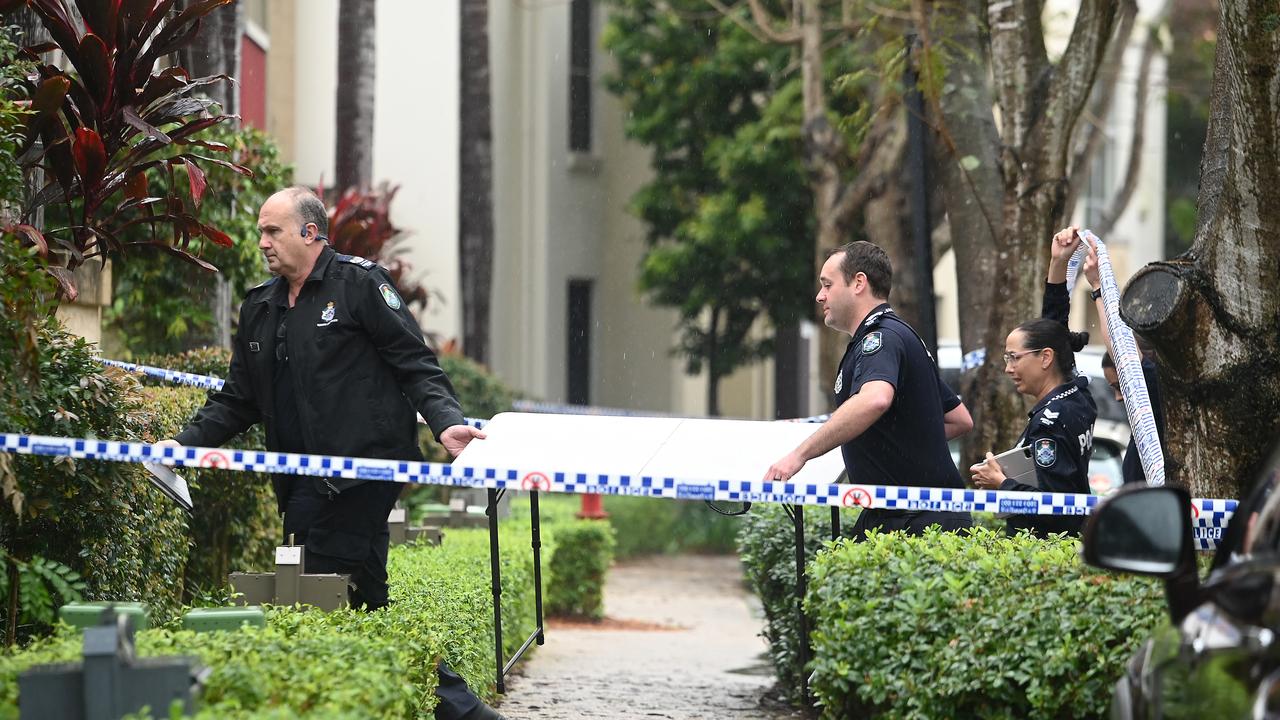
[336,253,377,270]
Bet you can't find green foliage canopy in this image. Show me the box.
[602,1,818,404]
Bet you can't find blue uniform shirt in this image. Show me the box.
[833,304,964,490]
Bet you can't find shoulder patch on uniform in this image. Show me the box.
[862,331,882,355]
[1034,438,1057,467]
[337,254,377,270]
[378,283,402,310]
[833,369,844,394]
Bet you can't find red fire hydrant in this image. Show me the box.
[577,493,608,519]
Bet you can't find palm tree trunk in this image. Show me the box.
[459,0,494,364]
[336,0,377,192]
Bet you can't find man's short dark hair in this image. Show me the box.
[827,241,892,299]
[285,186,329,237]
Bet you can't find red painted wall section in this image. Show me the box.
[240,34,267,130]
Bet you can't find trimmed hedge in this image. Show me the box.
[544,521,615,618]
[527,493,740,559]
[0,525,542,718]
[736,503,858,705]
[139,384,278,600]
[738,507,1171,720]
[807,527,1168,718]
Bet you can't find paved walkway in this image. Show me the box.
[496,555,807,719]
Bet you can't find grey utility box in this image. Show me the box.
[228,544,350,611]
[19,610,201,719]
[387,506,444,546]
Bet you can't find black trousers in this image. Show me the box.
[279,477,481,719]
[848,508,973,543]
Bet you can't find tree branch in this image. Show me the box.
[1044,0,1129,144]
[1094,27,1158,237]
[703,0,787,45]
[742,0,803,43]
[1062,0,1137,217]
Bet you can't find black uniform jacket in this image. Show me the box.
[176,246,465,505]
[1002,375,1097,537]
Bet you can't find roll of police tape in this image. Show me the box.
[1077,230,1166,486]
[95,358,490,430]
[0,431,1233,549]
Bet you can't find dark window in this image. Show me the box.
[569,0,592,152]
[567,280,592,405]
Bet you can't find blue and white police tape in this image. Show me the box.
[1078,229,1165,486]
[96,358,489,430]
[0,431,1234,549]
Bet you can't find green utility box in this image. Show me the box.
[59,602,150,632]
[181,606,266,633]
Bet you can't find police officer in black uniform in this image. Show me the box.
[970,317,1097,538]
[159,187,505,720]
[765,241,974,541]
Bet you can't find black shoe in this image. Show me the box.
[459,701,509,720]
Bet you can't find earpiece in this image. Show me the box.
[300,226,308,238]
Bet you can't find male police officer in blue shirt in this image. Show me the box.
[765,241,973,540]
[159,187,505,720]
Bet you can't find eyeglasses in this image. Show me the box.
[275,319,288,363]
[1002,348,1044,365]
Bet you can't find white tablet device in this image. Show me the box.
[987,444,1039,488]
[143,462,194,513]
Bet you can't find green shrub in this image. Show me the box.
[139,384,278,597]
[603,496,741,558]
[805,527,1168,719]
[544,521,615,618]
[0,313,190,642]
[736,502,857,705]
[0,525,538,718]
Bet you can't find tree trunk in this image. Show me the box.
[1120,0,1280,499]
[459,0,494,364]
[707,307,721,416]
[919,0,1122,464]
[179,0,242,115]
[180,0,242,349]
[335,0,377,192]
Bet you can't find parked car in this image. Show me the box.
[1082,441,1280,718]
[937,341,1130,494]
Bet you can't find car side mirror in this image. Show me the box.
[1082,484,1196,578]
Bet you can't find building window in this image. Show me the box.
[569,0,592,153]
[567,280,593,405]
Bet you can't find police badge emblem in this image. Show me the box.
[317,301,337,327]
[379,283,402,310]
[862,331,882,355]
[1034,438,1057,468]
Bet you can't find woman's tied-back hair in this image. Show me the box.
[1014,318,1088,380]
[828,241,892,299]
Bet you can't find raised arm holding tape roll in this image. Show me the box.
[766,241,972,541]
[160,187,503,720]
[1080,235,1168,485]
[970,232,1100,539]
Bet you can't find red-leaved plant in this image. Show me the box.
[325,183,432,312]
[4,0,249,302]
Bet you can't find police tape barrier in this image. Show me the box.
[1076,230,1166,486]
[95,358,489,431]
[0,431,1235,549]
